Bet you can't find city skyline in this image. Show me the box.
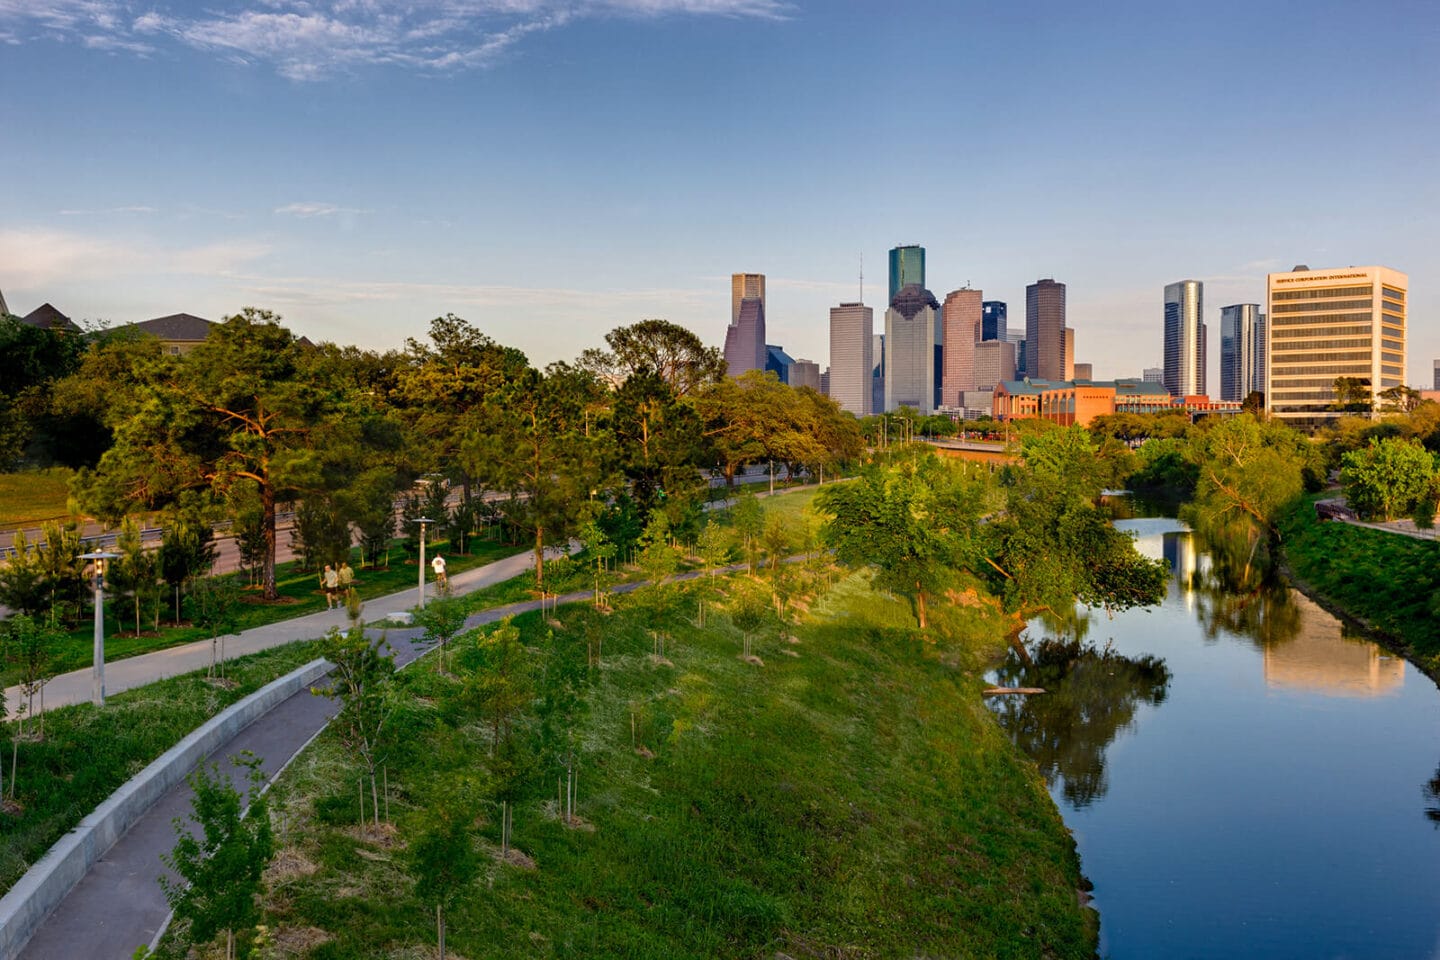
[1,1,1435,386]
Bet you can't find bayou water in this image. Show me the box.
[988,510,1440,959]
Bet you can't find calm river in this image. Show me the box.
[989,511,1440,959]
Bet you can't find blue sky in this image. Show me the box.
[2,0,1437,386]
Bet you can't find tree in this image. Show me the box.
[1341,437,1436,521]
[161,752,275,960]
[415,591,467,675]
[464,619,532,755]
[110,517,161,635]
[461,363,601,586]
[1331,376,1373,413]
[1378,384,1421,414]
[728,487,765,575]
[1241,391,1265,417]
[636,513,682,592]
[610,368,706,525]
[577,513,616,607]
[188,575,242,680]
[696,518,733,579]
[818,456,986,629]
[317,627,397,826]
[409,801,481,960]
[3,614,61,751]
[986,427,1169,620]
[158,498,218,624]
[578,318,725,397]
[77,310,338,601]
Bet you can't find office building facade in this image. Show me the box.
[731,273,765,327]
[941,288,983,408]
[723,296,767,377]
[888,245,926,305]
[1143,367,1164,384]
[1265,265,1407,430]
[1219,303,1265,402]
[790,359,821,392]
[973,339,1016,391]
[828,302,874,416]
[982,300,1007,342]
[884,284,940,414]
[1164,280,1206,397]
[1026,279,1068,381]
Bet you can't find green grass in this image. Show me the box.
[0,638,323,893]
[0,469,75,528]
[205,564,1094,960]
[5,537,525,687]
[1279,495,1440,670]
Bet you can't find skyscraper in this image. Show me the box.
[723,296,766,377]
[1265,265,1407,430]
[1007,331,1028,379]
[1164,280,1206,397]
[973,340,1016,391]
[1025,279,1067,381]
[731,273,765,326]
[872,334,885,415]
[790,359,821,392]
[1434,359,1439,391]
[884,284,940,414]
[888,245,925,305]
[0,285,9,317]
[941,288,983,408]
[828,301,874,416]
[1143,367,1164,384]
[1219,303,1265,402]
[982,301,1007,342]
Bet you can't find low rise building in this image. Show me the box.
[993,377,1239,427]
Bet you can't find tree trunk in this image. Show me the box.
[916,584,927,629]
[437,904,445,960]
[261,483,279,600]
[534,523,545,586]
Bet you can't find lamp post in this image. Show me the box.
[80,550,120,706]
[410,518,434,609]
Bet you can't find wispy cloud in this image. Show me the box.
[58,205,158,216]
[0,227,270,288]
[274,201,371,217]
[2,0,792,79]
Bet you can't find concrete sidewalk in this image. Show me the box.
[5,547,539,717]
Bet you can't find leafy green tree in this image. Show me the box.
[819,456,986,628]
[697,518,733,579]
[1378,384,1421,414]
[636,513,682,592]
[1341,437,1436,521]
[188,574,242,680]
[0,530,47,620]
[409,801,481,960]
[463,619,532,755]
[110,517,161,635]
[3,614,61,745]
[158,498,218,623]
[611,368,706,524]
[578,318,725,398]
[317,627,397,826]
[415,591,468,675]
[1331,376,1373,413]
[1181,415,1311,580]
[987,427,1169,619]
[728,486,765,574]
[578,514,616,606]
[761,511,790,578]
[161,752,275,960]
[76,310,340,600]
[291,493,352,572]
[461,363,602,586]
[0,522,85,626]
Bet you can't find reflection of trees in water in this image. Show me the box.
[1425,765,1440,827]
[990,639,1170,808]
[1188,526,1304,650]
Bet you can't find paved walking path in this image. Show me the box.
[14,547,564,960]
[4,548,539,718]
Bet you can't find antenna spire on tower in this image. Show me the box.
[859,253,864,304]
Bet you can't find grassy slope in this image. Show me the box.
[1278,496,1440,670]
[247,571,1093,960]
[0,469,74,528]
[0,639,322,891]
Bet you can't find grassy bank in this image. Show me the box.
[0,638,322,893]
[4,537,522,687]
[0,469,74,528]
[1278,495,1440,671]
[194,566,1094,959]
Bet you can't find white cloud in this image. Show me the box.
[0,227,270,288]
[58,205,158,216]
[1,0,792,79]
[274,201,371,217]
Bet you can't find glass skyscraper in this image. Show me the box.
[1219,303,1264,402]
[982,300,1006,342]
[1163,280,1205,397]
[888,245,925,306]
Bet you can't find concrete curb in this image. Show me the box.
[0,657,333,960]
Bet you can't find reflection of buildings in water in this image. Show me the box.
[1161,532,1199,607]
[1263,591,1405,697]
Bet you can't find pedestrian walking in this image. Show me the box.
[322,564,340,609]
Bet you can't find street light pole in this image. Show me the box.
[411,518,434,610]
[80,551,119,707]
